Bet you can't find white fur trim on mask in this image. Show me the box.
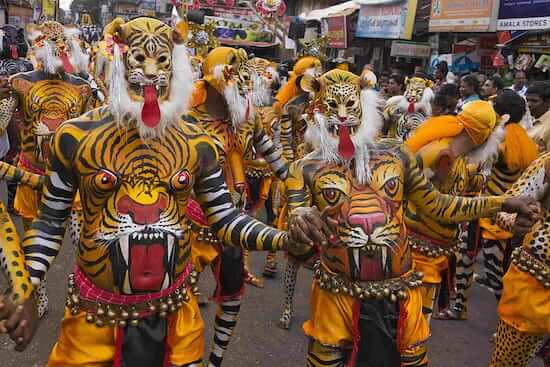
[35,41,62,74]
[108,43,193,139]
[223,82,254,127]
[418,87,434,116]
[466,119,505,166]
[69,38,89,73]
[251,71,272,107]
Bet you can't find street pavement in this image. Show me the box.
[0,222,542,366]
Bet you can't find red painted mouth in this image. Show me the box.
[142,85,161,128]
[337,124,355,160]
[128,234,168,292]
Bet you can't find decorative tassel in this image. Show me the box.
[347,301,361,367]
[113,326,124,367]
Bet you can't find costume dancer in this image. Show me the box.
[384,75,434,140]
[283,69,537,366]
[1,21,94,318]
[489,152,549,367]
[444,90,538,320]
[403,100,509,323]
[0,16,311,367]
[187,46,289,366]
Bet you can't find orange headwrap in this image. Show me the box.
[273,56,321,113]
[406,100,497,153]
[501,123,538,171]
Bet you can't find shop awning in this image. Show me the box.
[301,0,360,21]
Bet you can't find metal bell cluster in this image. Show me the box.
[511,247,549,289]
[312,262,423,303]
[65,269,200,328]
[197,227,220,244]
[410,237,457,258]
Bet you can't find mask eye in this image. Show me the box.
[158,55,168,63]
[346,100,355,108]
[94,169,119,192]
[134,54,145,63]
[322,188,344,205]
[327,101,338,109]
[170,170,191,191]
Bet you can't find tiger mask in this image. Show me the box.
[202,47,254,127]
[105,17,192,138]
[26,21,89,75]
[301,69,383,184]
[249,57,279,107]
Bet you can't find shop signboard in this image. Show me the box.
[42,0,56,18]
[429,0,499,32]
[356,0,418,40]
[391,40,431,58]
[497,0,550,31]
[326,16,348,48]
[204,15,274,44]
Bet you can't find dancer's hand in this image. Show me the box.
[0,295,39,352]
[288,206,334,249]
[502,196,542,235]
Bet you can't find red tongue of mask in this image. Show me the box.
[141,85,161,128]
[337,125,355,160]
[407,101,415,113]
[60,52,74,73]
[10,45,18,59]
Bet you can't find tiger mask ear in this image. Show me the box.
[425,79,434,89]
[300,73,321,94]
[103,17,125,43]
[172,20,188,45]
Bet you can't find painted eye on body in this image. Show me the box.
[170,170,191,192]
[322,188,344,205]
[94,169,119,191]
[383,177,399,197]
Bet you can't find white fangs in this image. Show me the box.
[167,235,175,264]
[120,235,129,265]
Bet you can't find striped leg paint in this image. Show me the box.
[207,299,241,367]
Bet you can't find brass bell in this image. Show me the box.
[95,319,105,327]
[167,297,174,306]
[109,319,117,326]
[85,313,95,323]
[121,310,130,319]
[159,311,168,318]
[183,293,191,302]
[107,309,116,319]
[390,294,397,303]
[96,306,105,316]
[397,290,408,300]
[131,310,140,319]
[148,304,157,313]
[118,320,127,328]
[71,307,79,316]
[383,288,391,297]
[71,294,80,304]
[130,319,139,327]
[160,303,169,312]
[169,305,177,313]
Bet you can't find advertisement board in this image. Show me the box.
[391,41,431,58]
[326,16,348,48]
[42,0,56,18]
[356,0,417,40]
[429,0,499,32]
[204,15,274,44]
[497,0,550,30]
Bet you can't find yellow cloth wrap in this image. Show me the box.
[47,298,204,366]
[411,253,448,284]
[456,100,497,145]
[190,232,219,273]
[303,279,429,351]
[405,116,465,154]
[14,183,39,220]
[497,263,550,335]
[501,123,538,171]
[479,218,512,240]
[191,80,207,108]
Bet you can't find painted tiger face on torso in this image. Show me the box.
[298,142,411,281]
[66,109,205,293]
[11,72,92,168]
